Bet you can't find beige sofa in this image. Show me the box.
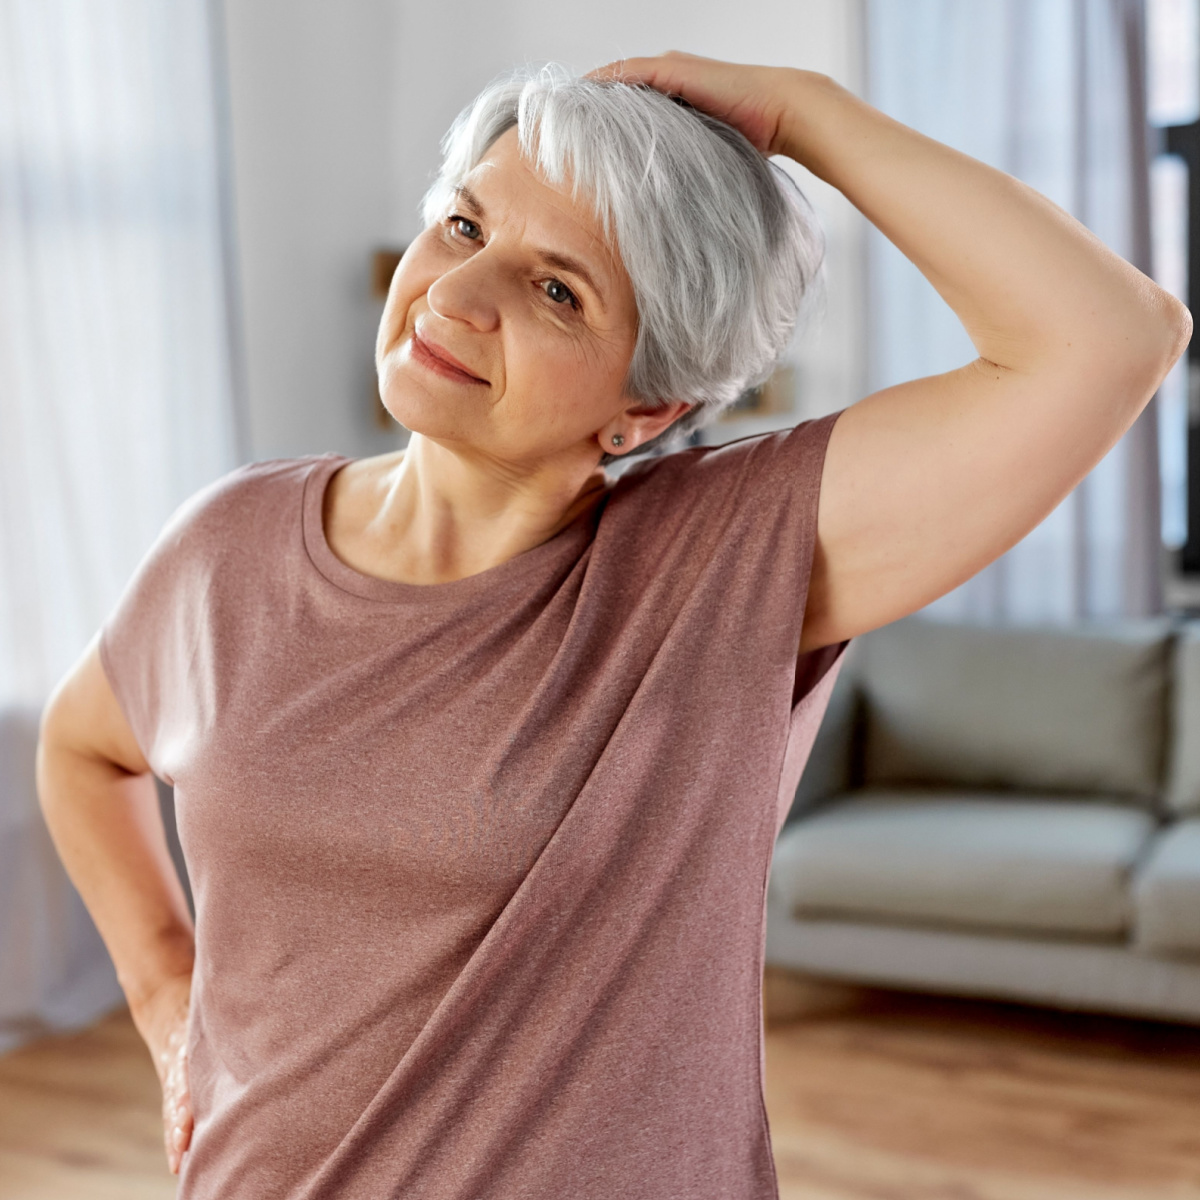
[767,615,1200,1023]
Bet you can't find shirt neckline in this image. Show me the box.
[301,453,608,604]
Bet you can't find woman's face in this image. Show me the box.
[376,127,686,468]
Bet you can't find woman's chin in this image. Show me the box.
[384,398,477,451]
[379,382,474,444]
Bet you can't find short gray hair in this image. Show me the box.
[422,63,825,459]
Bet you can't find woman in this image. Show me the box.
[37,53,1189,1198]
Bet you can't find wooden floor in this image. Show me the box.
[2,973,1200,1198]
[0,1004,173,1199]
[763,970,1200,1200]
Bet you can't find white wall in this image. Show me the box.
[222,0,867,461]
[222,0,405,461]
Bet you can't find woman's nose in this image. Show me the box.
[426,251,501,332]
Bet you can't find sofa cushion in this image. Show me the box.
[770,789,1156,937]
[1132,818,1200,956]
[1164,622,1200,815]
[857,617,1172,804]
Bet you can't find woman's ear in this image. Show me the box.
[604,399,694,455]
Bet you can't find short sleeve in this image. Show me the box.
[604,408,850,714]
[97,468,246,784]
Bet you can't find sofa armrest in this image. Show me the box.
[784,646,861,826]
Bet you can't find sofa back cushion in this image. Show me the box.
[858,616,1173,804]
[1165,621,1200,815]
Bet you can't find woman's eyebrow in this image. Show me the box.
[452,184,486,215]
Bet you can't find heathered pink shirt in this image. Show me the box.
[99,410,848,1199]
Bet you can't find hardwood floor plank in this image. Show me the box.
[764,972,1200,1199]
[0,1008,175,1198]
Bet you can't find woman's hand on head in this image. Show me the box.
[130,971,195,1176]
[586,51,803,156]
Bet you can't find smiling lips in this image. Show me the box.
[410,329,488,385]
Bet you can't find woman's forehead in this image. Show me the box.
[461,129,632,311]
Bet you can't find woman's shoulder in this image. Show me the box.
[123,455,347,591]
[162,453,343,543]
[607,413,842,508]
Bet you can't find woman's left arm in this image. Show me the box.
[592,54,1192,650]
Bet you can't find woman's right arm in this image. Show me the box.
[36,635,196,1174]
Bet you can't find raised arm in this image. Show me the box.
[37,637,196,1174]
[591,53,1193,649]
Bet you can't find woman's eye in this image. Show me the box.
[542,279,579,309]
[449,215,481,240]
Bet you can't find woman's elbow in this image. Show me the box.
[1165,295,1193,365]
[1140,287,1192,379]
[1105,288,1193,405]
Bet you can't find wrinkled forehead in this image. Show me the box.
[467,128,611,241]
[454,126,633,309]
[425,81,632,240]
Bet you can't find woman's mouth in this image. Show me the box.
[410,330,488,385]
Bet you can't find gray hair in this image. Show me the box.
[422,63,825,460]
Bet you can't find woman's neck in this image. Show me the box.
[322,433,610,586]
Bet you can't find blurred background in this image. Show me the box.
[3,1,1200,1197]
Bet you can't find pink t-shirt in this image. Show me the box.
[100,411,848,1199]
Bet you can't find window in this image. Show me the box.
[1148,0,1198,556]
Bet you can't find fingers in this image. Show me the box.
[583,55,784,155]
[583,58,620,82]
[585,51,697,90]
[585,56,654,83]
[136,973,197,1175]
[161,1032,194,1175]
[165,1098,194,1175]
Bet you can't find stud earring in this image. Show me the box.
[611,434,625,448]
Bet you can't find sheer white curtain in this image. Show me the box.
[866,0,1161,623]
[0,0,244,708]
[0,0,242,1049]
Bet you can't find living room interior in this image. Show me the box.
[3,0,1200,1197]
